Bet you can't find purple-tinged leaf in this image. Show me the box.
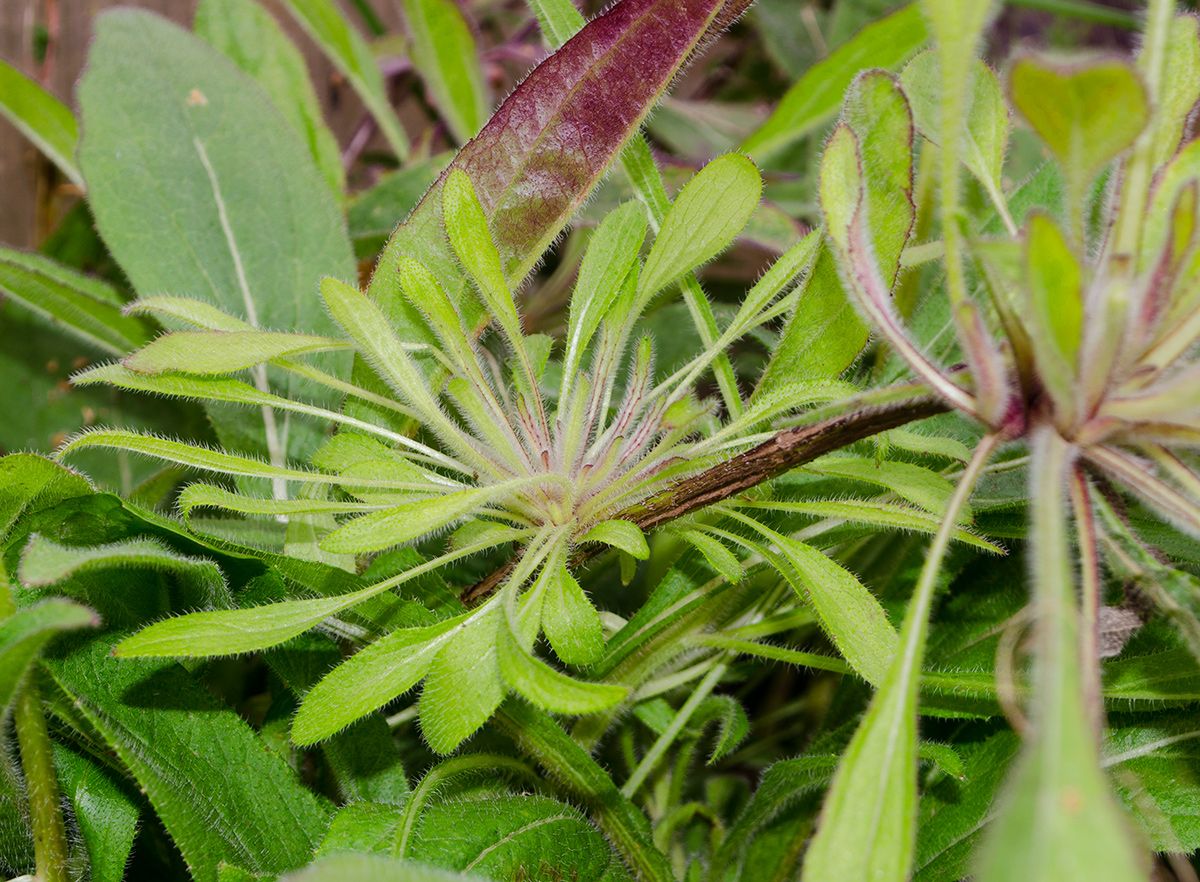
[365,0,738,335]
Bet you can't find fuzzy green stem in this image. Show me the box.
[14,681,68,882]
[495,700,675,882]
[1069,467,1105,736]
[622,657,729,798]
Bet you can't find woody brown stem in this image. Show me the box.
[460,395,949,604]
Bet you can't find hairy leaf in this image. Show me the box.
[0,600,97,714]
[0,58,83,188]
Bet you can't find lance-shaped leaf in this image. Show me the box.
[541,566,607,665]
[194,0,345,194]
[292,614,468,746]
[0,600,98,714]
[319,486,495,554]
[0,248,152,357]
[637,153,763,304]
[365,0,736,336]
[819,124,976,415]
[498,626,626,714]
[1024,212,1083,422]
[581,519,650,560]
[1147,14,1200,169]
[741,5,928,161]
[401,0,488,144]
[0,58,84,189]
[419,606,507,754]
[123,330,351,375]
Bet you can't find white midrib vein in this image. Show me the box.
[194,137,288,503]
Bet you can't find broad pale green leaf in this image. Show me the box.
[281,854,490,882]
[53,745,140,882]
[292,615,466,745]
[401,0,488,143]
[123,330,350,375]
[804,456,963,520]
[78,11,354,456]
[43,635,328,882]
[498,627,626,713]
[581,519,650,560]
[0,58,83,188]
[637,154,763,302]
[20,533,232,610]
[0,600,97,713]
[542,566,606,665]
[277,0,409,157]
[901,51,1010,201]
[1009,54,1148,213]
[409,793,632,882]
[742,5,928,160]
[419,606,506,754]
[194,0,345,193]
[0,248,151,357]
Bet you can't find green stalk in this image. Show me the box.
[622,656,729,797]
[14,681,68,882]
[495,700,675,882]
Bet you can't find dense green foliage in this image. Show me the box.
[2,0,1200,880]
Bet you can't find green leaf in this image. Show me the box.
[441,169,519,329]
[901,51,1010,204]
[53,745,140,882]
[348,157,449,258]
[1024,212,1083,413]
[277,0,409,158]
[281,854,490,881]
[542,566,606,665]
[1009,53,1148,222]
[805,456,964,520]
[0,58,83,188]
[78,11,354,456]
[561,201,647,398]
[637,153,763,302]
[1148,14,1200,169]
[419,606,505,754]
[692,694,750,763]
[0,248,151,358]
[194,0,346,193]
[742,5,928,161]
[20,534,232,611]
[292,615,466,746]
[745,525,898,685]
[123,330,350,375]
[679,530,744,584]
[0,454,92,541]
[409,792,633,882]
[320,488,492,554]
[581,519,650,560]
[0,600,97,713]
[43,635,329,882]
[841,70,917,281]
[498,627,626,714]
[401,0,488,143]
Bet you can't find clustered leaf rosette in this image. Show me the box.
[801,5,1200,880]
[55,153,826,752]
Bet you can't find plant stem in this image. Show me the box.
[622,656,728,798]
[495,700,675,882]
[1069,467,1104,736]
[14,680,68,882]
